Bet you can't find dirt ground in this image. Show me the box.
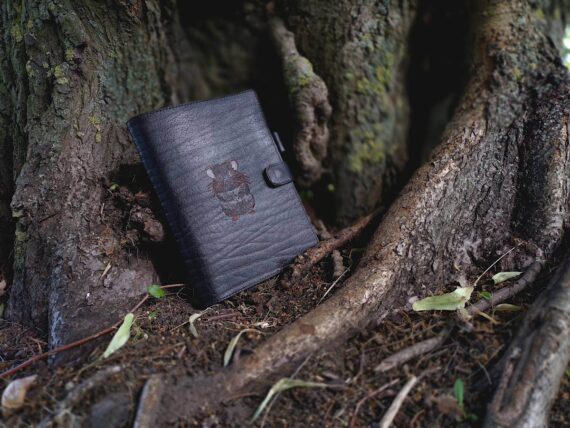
[1,184,569,427]
[1,239,569,427]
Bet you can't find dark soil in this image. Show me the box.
[1,227,569,427]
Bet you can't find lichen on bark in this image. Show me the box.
[284,0,418,224]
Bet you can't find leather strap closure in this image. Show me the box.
[264,162,293,187]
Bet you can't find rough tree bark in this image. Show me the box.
[485,252,570,427]
[1,0,180,350]
[1,0,570,425]
[0,0,266,352]
[151,0,570,424]
[284,0,418,224]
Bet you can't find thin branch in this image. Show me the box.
[374,331,450,373]
[378,376,419,428]
[289,211,376,283]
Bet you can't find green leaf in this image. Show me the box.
[412,287,474,312]
[493,303,523,312]
[492,271,522,285]
[251,378,329,422]
[148,311,157,320]
[147,284,165,299]
[453,378,465,414]
[223,329,260,367]
[103,313,134,358]
[189,311,206,338]
[479,291,492,301]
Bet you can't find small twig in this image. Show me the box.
[289,211,377,283]
[0,283,185,379]
[374,329,450,373]
[473,246,517,287]
[318,267,350,304]
[349,379,399,428]
[378,376,419,428]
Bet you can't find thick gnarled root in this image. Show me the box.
[269,17,332,186]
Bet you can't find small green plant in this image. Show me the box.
[453,379,465,414]
[147,284,165,299]
[453,378,477,422]
[478,291,492,301]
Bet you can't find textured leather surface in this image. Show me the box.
[127,90,318,306]
[264,162,293,187]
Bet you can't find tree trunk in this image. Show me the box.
[152,0,570,422]
[0,0,268,353]
[1,0,570,425]
[283,0,418,224]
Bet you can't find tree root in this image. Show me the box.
[484,253,570,428]
[269,17,332,186]
[372,259,544,375]
[152,2,570,424]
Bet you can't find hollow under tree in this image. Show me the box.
[1,0,569,426]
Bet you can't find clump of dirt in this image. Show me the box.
[0,239,568,427]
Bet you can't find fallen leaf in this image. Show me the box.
[0,279,6,297]
[2,375,37,415]
[100,263,111,279]
[103,313,134,358]
[412,287,474,311]
[492,271,522,285]
[493,303,523,312]
[223,329,261,367]
[189,311,205,338]
[475,310,500,324]
[252,378,329,422]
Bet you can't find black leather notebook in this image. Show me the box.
[127,90,318,306]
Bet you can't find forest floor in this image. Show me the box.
[1,203,569,427]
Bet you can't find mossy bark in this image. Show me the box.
[145,1,570,424]
[284,0,418,224]
[0,0,269,353]
[1,0,185,349]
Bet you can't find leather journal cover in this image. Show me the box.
[127,90,318,306]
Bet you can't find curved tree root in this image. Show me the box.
[484,253,570,428]
[269,17,332,186]
[151,2,570,424]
